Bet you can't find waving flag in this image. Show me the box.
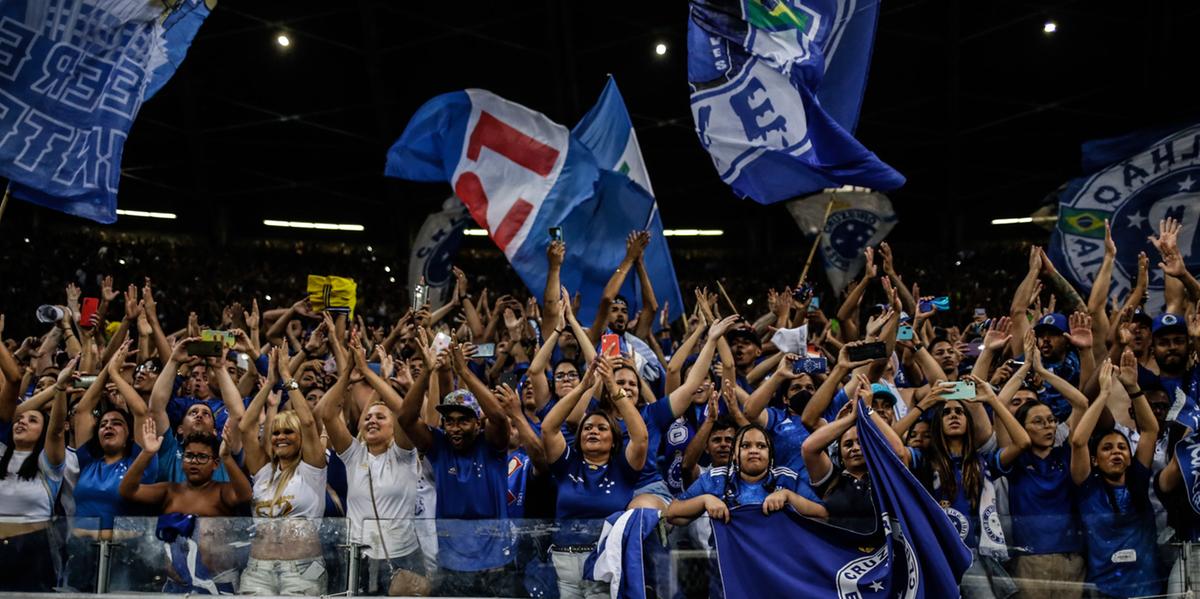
[0,0,212,223]
[856,400,971,597]
[573,77,685,327]
[688,0,903,204]
[787,187,897,291]
[386,89,682,326]
[1048,122,1200,316]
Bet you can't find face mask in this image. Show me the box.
[787,390,813,414]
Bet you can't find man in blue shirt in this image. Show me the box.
[398,345,513,597]
[1032,313,1082,421]
[1142,313,1200,404]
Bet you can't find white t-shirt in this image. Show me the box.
[339,439,419,559]
[0,444,63,523]
[251,460,327,520]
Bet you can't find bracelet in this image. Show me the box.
[54,385,68,392]
[1128,389,1145,399]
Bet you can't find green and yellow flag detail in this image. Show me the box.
[1058,207,1111,239]
[746,0,811,32]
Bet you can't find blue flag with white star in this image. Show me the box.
[1048,122,1200,314]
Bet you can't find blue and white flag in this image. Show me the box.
[583,508,661,599]
[687,0,904,204]
[386,89,682,326]
[573,77,685,327]
[856,400,971,598]
[0,0,212,223]
[409,196,473,310]
[787,187,897,291]
[710,401,969,599]
[1049,123,1200,316]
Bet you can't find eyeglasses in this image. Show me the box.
[554,372,580,381]
[182,452,213,464]
[943,406,966,416]
[1029,417,1058,428]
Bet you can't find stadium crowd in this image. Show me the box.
[1,218,1198,599]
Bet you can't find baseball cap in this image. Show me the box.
[1130,309,1153,328]
[436,389,481,419]
[1152,313,1187,336]
[725,326,762,347]
[1033,313,1068,335]
[870,383,898,406]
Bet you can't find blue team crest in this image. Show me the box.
[822,208,882,271]
[1051,124,1200,311]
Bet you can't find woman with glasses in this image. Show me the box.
[989,343,1089,599]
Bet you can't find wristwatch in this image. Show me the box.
[284,379,299,391]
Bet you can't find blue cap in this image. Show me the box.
[1033,313,1068,335]
[870,383,897,406]
[437,389,481,418]
[1152,313,1187,335]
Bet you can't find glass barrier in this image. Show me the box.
[1,514,1191,596]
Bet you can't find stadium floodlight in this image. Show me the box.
[263,219,364,231]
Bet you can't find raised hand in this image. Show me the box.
[1064,311,1093,349]
[56,356,80,389]
[245,299,261,330]
[982,316,1012,352]
[495,384,522,416]
[880,241,897,276]
[101,275,119,302]
[171,337,198,364]
[547,240,566,267]
[66,282,82,305]
[1116,348,1139,390]
[708,315,740,339]
[141,278,158,319]
[1103,219,1117,256]
[1098,359,1115,395]
[863,246,877,278]
[219,420,234,460]
[123,284,142,322]
[141,418,163,454]
[1189,301,1200,339]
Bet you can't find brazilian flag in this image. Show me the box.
[1058,207,1111,239]
[746,0,811,32]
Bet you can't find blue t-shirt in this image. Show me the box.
[910,447,1004,549]
[627,400,676,488]
[996,445,1082,555]
[662,405,709,497]
[71,444,158,530]
[427,427,512,572]
[167,393,229,433]
[155,431,230,484]
[1140,364,1200,409]
[764,407,821,501]
[549,444,640,545]
[1038,350,1080,421]
[1077,462,1161,598]
[679,465,800,507]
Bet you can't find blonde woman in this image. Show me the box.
[318,329,427,596]
[238,346,328,595]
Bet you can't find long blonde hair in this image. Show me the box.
[267,410,304,511]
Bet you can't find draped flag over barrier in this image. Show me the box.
[710,401,969,598]
[0,0,212,223]
[687,0,903,204]
[385,86,684,326]
[1048,122,1200,316]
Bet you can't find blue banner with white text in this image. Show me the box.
[0,0,210,223]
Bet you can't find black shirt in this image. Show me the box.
[813,469,878,534]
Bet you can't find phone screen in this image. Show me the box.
[846,342,888,362]
[475,343,496,358]
[412,285,427,308]
[549,227,563,242]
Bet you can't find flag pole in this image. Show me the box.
[715,280,739,315]
[797,197,836,287]
[0,183,10,226]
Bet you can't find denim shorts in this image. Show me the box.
[239,556,326,596]
[633,479,674,508]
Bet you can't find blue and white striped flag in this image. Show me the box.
[584,508,661,599]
